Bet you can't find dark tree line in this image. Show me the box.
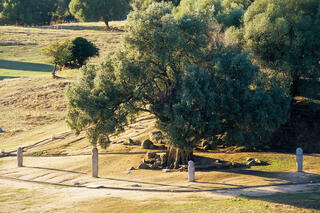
[0,0,74,25]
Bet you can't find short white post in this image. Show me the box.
[17,147,23,167]
[296,148,303,172]
[188,160,195,182]
[92,148,98,178]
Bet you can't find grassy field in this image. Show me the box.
[1,22,320,213]
[0,185,319,212]
[0,21,124,79]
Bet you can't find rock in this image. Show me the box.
[131,184,141,187]
[162,169,171,172]
[146,152,156,159]
[0,128,3,133]
[138,162,149,169]
[151,161,161,169]
[246,160,256,167]
[203,145,211,151]
[128,166,135,170]
[158,145,167,150]
[150,131,163,143]
[141,139,154,149]
[246,157,254,162]
[0,149,4,154]
[74,182,81,186]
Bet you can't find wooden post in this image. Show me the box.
[92,148,98,178]
[17,147,23,167]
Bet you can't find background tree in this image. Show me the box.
[131,0,180,11]
[0,0,56,25]
[69,0,131,29]
[52,0,75,23]
[173,0,253,29]
[66,2,289,168]
[241,0,320,96]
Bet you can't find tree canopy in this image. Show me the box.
[66,2,289,167]
[241,0,320,95]
[69,0,131,29]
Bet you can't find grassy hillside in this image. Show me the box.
[0,21,124,80]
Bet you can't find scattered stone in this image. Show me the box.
[131,184,141,187]
[138,162,149,169]
[162,169,171,172]
[246,157,254,162]
[246,160,256,167]
[151,161,161,169]
[128,166,135,170]
[146,152,156,159]
[150,131,163,143]
[126,170,131,175]
[203,145,210,151]
[141,139,154,149]
[51,135,57,140]
[74,182,81,186]
[158,145,167,150]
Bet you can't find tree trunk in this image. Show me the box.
[165,147,193,169]
[52,64,57,79]
[104,20,110,31]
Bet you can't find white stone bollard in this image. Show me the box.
[17,147,23,167]
[92,148,98,178]
[188,160,195,182]
[296,148,303,172]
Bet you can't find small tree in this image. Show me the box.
[41,40,73,78]
[42,37,98,78]
[66,2,289,168]
[69,0,131,30]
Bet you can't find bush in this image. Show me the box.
[42,37,98,77]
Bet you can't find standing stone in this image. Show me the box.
[17,147,23,167]
[188,160,195,182]
[92,148,98,177]
[296,148,303,172]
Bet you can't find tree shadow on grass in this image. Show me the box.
[242,191,320,211]
[0,59,53,72]
[0,76,19,80]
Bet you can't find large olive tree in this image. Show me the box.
[66,2,289,168]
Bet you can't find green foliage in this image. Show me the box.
[71,37,99,67]
[66,2,289,150]
[42,37,98,68]
[42,40,73,67]
[0,0,56,25]
[241,0,320,95]
[173,0,253,28]
[131,0,180,11]
[69,0,131,28]
[52,0,75,23]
